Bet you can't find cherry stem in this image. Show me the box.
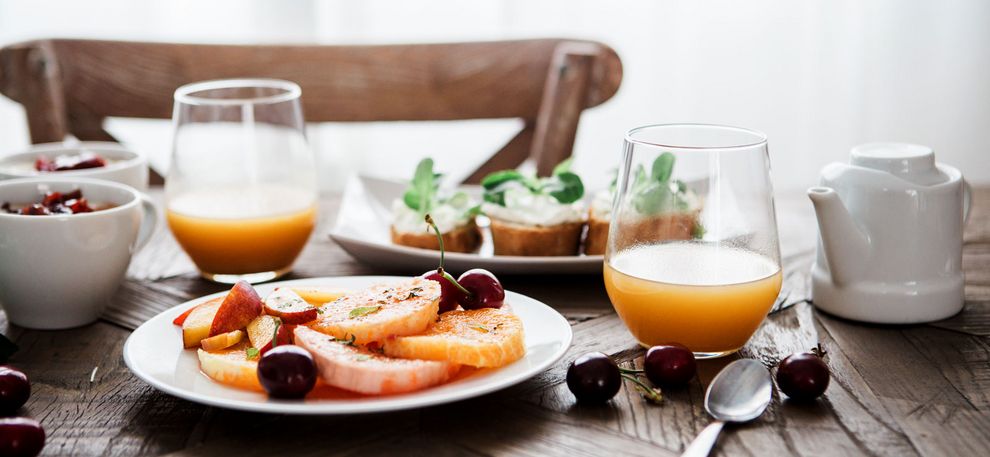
[425,214,473,298]
[619,367,644,375]
[425,214,446,270]
[621,373,663,403]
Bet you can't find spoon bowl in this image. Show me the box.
[682,359,772,457]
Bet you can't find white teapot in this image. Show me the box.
[808,143,971,324]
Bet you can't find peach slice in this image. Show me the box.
[197,342,262,391]
[181,298,223,348]
[263,288,318,324]
[200,329,244,351]
[246,314,293,355]
[290,287,351,306]
[210,281,263,337]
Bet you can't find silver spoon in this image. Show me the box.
[682,359,773,457]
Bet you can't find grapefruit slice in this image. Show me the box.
[383,308,525,368]
[308,278,440,345]
[294,326,459,395]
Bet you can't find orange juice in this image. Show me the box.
[167,185,315,276]
[604,242,781,356]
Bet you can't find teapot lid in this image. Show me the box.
[850,142,947,185]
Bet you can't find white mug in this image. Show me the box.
[0,178,158,329]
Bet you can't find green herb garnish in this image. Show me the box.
[630,152,693,216]
[329,334,356,346]
[354,355,372,362]
[403,158,439,214]
[481,159,584,206]
[349,306,381,319]
[471,325,490,333]
[402,158,478,219]
[246,347,260,360]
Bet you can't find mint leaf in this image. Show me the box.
[481,170,526,190]
[246,347,260,360]
[349,305,381,319]
[546,171,584,204]
[552,157,573,176]
[403,158,437,213]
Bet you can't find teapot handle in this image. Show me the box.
[963,178,972,225]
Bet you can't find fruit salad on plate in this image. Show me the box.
[175,216,525,399]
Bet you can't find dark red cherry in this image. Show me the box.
[0,417,45,457]
[0,366,30,414]
[566,352,621,403]
[421,270,467,313]
[776,350,830,401]
[643,344,696,387]
[457,269,504,310]
[257,345,317,399]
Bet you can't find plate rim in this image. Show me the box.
[123,275,573,415]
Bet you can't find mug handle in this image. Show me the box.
[963,178,973,225]
[135,192,161,251]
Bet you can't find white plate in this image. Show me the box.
[329,175,604,274]
[123,276,572,415]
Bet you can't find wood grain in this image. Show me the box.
[0,38,622,182]
[0,188,987,456]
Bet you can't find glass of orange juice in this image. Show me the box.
[166,79,317,284]
[603,124,782,359]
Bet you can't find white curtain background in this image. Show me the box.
[0,0,987,194]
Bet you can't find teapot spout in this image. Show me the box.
[808,187,871,286]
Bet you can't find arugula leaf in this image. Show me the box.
[546,171,585,204]
[349,305,381,319]
[552,157,573,176]
[402,158,438,213]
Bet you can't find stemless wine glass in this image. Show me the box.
[603,124,781,359]
[166,79,317,284]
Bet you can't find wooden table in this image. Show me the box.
[2,188,988,457]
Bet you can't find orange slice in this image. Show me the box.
[308,278,439,345]
[383,308,525,368]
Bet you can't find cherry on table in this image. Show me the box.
[0,366,30,414]
[643,344,696,387]
[776,347,830,401]
[566,352,621,403]
[0,417,45,457]
[257,345,317,399]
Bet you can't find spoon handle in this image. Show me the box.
[681,420,725,457]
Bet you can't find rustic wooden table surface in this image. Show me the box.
[2,188,987,457]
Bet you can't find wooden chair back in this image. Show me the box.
[0,38,621,182]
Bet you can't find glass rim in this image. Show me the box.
[174,78,302,106]
[625,123,768,150]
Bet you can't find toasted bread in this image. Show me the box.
[488,219,584,256]
[610,211,701,251]
[583,212,610,255]
[390,221,481,253]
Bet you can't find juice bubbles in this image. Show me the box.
[166,184,315,277]
[604,242,781,357]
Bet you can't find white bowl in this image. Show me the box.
[0,142,149,191]
[0,177,158,329]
